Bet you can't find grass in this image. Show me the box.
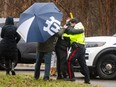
[0,72,104,87]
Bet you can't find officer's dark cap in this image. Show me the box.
[69,18,78,23]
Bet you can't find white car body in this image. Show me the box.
[84,36,116,79]
[86,36,116,66]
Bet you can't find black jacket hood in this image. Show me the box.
[5,16,14,25]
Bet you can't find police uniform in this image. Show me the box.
[67,22,90,83]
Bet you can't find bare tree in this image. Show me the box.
[0,0,115,36]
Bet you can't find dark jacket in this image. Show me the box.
[37,28,65,52]
[65,26,84,34]
[0,17,21,58]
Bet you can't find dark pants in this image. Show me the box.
[67,44,90,82]
[5,52,18,74]
[0,49,18,74]
[34,52,52,79]
[55,46,68,78]
[5,58,12,73]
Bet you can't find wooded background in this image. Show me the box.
[0,0,115,36]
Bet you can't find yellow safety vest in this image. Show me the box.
[69,22,85,45]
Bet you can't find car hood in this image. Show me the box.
[85,36,116,42]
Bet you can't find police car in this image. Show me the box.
[84,35,116,79]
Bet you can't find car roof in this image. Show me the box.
[0,18,19,23]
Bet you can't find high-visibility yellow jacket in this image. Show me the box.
[67,22,85,45]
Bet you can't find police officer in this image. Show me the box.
[67,18,90,84]
[55,18,84,80]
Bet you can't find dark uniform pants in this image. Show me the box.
[55,46,68,78]
[67,44,90,82]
